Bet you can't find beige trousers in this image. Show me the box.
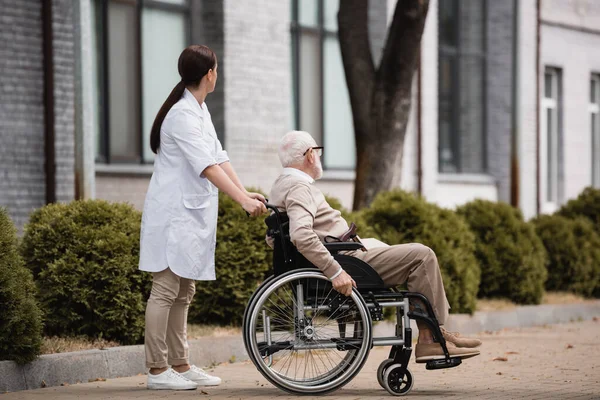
[352,243,450,325]
[144,268,196,369]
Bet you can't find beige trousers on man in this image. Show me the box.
[352,243,450,325]
[145,268,196,369]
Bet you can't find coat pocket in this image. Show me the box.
[182,194,211,210]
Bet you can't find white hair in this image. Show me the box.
[278,130,317,167]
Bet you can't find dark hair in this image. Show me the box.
[150,45,217,154]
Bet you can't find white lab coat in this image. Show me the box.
[139,89,229,280]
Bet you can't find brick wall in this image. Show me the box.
[52,0,75,203]
[0,0,75,229]
[0,0,46,229]
[221,0,292,195]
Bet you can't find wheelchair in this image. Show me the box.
[242,204,463,396]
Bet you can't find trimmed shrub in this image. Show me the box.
[558,187,600,233]
[189,191,271,325]
[358,190,481,314]
[21,200,149,344]
[532,215,600,297]
[0,208,43,364]
[457,200,547,304]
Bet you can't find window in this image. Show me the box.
[591,74,600,188]
[291,0,355,170]
[92,0,189,164]
[541,67,562,210]
[438,0,487,174]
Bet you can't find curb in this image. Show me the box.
[0,335,247,393]
[2,301,599,393]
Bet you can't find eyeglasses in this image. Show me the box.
[303,146,324,157]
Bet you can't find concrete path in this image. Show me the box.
[3,319,599,399]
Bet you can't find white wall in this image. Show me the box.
[540,9,600,205]
[516,0,540,220]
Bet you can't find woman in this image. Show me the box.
[139,45,266,391]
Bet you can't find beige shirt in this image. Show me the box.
[269,169,350,278]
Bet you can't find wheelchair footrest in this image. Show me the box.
[425,357,462,370]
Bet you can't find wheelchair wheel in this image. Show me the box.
[243,275,277,358]
[383,364,414,396]
[244,269,372,395]
[377,358,394,389]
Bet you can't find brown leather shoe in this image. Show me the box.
[415,341,480,363]
[441,327,482,348]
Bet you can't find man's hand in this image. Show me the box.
[265,234,275,249]
[246,191,266,203]
[331,270,356,297]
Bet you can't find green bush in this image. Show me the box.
[457,200,547,304]
[358,190,481,314]
[0,208,43,364]
[188,191,271,325]
[532,215,600,297]
[558,187,600,233]
[21,200,149,344]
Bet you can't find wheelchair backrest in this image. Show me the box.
[265,211,313,275]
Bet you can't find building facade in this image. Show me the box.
[1,0,599,229]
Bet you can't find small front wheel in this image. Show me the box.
[383,364,414,396]
[376,358,394,389]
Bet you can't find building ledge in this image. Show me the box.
[321,169,356,181]
[95,163,153,177]
[438,173,497,186]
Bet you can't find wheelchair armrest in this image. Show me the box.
[324,242,364,253]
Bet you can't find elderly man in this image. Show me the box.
[267,130,482,363]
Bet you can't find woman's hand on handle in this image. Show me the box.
[246,191,266,203]
[202,165,267,217]
[243,198,267,217]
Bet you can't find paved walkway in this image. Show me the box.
[3,320,599,399]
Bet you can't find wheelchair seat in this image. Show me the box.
[265,211,384,289]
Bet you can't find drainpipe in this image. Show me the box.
[42,0,56,204]
[73,0,96,199]
[417,48,423,195]
[535,0,541,215]
[510,0,520,208]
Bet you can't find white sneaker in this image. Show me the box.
[179,365,222,386]
[147,368,198,390]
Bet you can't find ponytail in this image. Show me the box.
[150,80,186,154]
[149,45,217,154]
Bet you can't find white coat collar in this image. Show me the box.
[282,168,315,184]
[183,88,205,117]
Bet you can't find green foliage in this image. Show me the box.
[0,208,43,364]
[532,214,600,297]
[558,187,600,233]
[189,191,271,325]
[21,200,149,344]
[358,190,481,314]
[457,200,547,304]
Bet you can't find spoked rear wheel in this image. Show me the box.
[245,269,372,395]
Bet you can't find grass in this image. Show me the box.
[476,291,588,312]
[186,324,241,339]
[41,336,120,355]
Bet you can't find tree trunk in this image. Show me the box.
[338,0,430,210]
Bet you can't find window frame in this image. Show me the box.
[541,67,562,212]
[94,0,191,165]
[437,0,488,174]
[591,73,600,188]
[291,0,351,171]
